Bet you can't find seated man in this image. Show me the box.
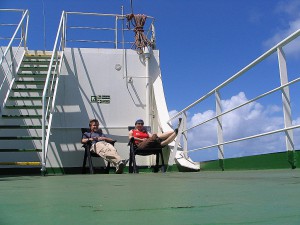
[82,119,126,174]
[128,119,178,150]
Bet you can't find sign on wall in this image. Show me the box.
[91,95,110,104]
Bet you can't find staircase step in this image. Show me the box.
[25,54,52,59]
[5,105,42,109]
[18,73,47,78]
[2,115,42,119]
[0,136,42,140]
[12,88,44,92]
[0,125,43,129]
[19,66,51,71]
[15,80,45,85]
[8,96,43,100]
[0,162,42,166]
[22,61,51,65]
[0,149,42,152]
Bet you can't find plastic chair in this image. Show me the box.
[128,126,165,173]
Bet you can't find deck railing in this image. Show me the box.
[64,11,155,49]
[168,29,300,170]
[0,9,29,113]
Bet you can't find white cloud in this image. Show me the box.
[168,109,179,122]
[169,92,300,161]
[263,0,300,55]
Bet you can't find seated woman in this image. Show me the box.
[128,119,178,150]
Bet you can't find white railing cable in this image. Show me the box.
[188,124,300,153]
[183,76,300,133]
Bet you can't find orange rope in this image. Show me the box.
[126,14,153,53]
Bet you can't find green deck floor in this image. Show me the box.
[1,169,300,225]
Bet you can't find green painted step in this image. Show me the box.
[5,105,42,109]
[0,136,42,140]
[8,96,43,100]
[22,61,51,65]
[15,80,45,85]
[0,125,43,129]
[12,88,44,92]
[0,161,42,166]
[2,115,42,119]
[19,67,51,71]
[25,54,52,58]
[24,55,59,59]
[17,74,47,77]
[0,149,42,152]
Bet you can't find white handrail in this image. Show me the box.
[0,9,28,112]
[169,28,300,168]
[0,10,28,65]
[41,11,65,174]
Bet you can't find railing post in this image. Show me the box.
[168,114,184,167]
[144,47,151,125]
[215,90,224,171]
[277,47,295,169]
[22,10,28,51]
[115,15,118,49]
[9,47,16,78]
[151,23,156,49]
[62,11,66,50]
[182,112,188,158]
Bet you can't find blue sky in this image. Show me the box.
[1,0,300,161]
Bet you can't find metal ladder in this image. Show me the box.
[0,51,58,172]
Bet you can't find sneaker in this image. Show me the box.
[116,161,125,174]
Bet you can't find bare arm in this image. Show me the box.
[82,135,113,144]
[81,137,93,144]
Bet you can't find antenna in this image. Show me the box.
[42,0,46,50]
[130,0,134,14]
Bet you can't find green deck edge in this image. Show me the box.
[0,165,180,176]
[201,150,300,171]
[46,165,179,175]
[1,151,299,175]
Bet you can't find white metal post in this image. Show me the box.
[115,15,118,49]
[277,47,295,168]
[168,114,185,166]
[215,90,224,170]
[9,47,16,78]
[182,112,188,158]
[144,47,151,125]
[62,11,66,50]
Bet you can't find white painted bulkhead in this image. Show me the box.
[46,47,173,169]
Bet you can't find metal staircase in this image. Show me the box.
[0,51,56,170]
